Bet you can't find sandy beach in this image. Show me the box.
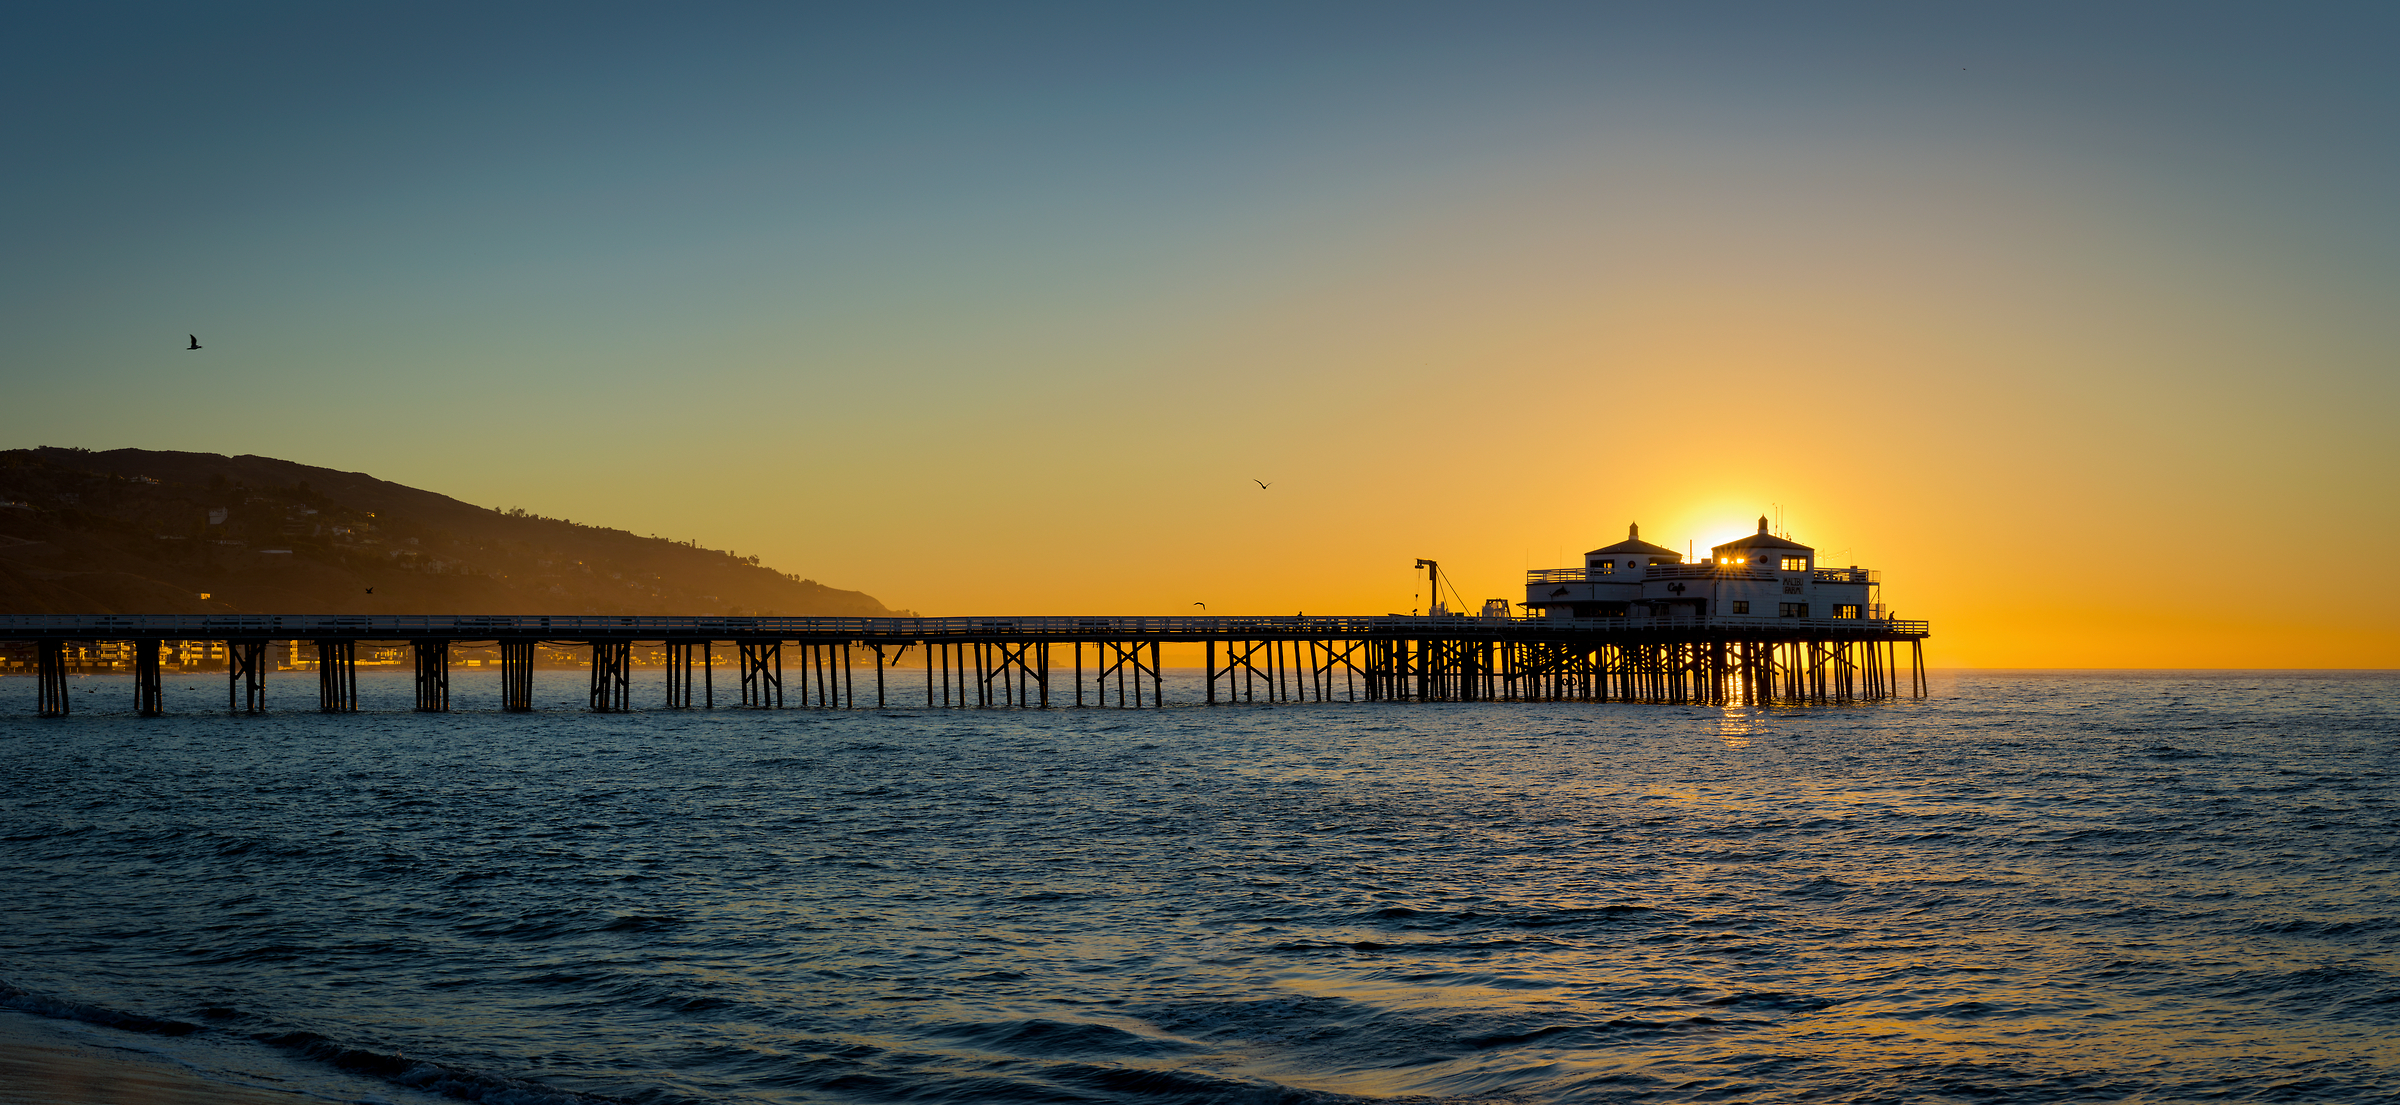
[0,1010,326,1105]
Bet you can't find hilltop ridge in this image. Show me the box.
[0,448,906,617]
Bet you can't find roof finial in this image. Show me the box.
[1629,522,1639,539]
[1758,515,1769,534]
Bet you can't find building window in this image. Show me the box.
[1783,578,1804,594]
[1589,561,1613,575]
[1780,556,1806,571]
[1730,601,1749,614]
[1834,604,1861,618]
[1779,602,1809,618]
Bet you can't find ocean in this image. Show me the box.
[2,669,2395,1104]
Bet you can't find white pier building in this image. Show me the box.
[1524,518,1880,622]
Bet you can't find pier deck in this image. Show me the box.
[3,613,1929,715]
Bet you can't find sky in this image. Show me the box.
[4,1,2396,667]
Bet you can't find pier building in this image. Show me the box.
[1525,518,1878,623]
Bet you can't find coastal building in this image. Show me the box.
[1525,518,1880,621]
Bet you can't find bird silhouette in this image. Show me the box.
[187,334,201,350]
[364,587,374,594]
[1192,602,1206,612]
[1252,479,1271,489]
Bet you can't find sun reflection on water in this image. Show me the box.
[1716,707,1769,749]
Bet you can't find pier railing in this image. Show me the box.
[1640,565,1780,582]
[1527,566,1878,584]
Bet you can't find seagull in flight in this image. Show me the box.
[364,587,374,594]
[1252,479,1271,489]
[1192,602,1206,612]
[186,334,201,350]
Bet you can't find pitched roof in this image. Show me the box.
[1712,516,1814,554]
[1587,523,1683,559]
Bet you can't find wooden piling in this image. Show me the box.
[416,639,451,712]
[313,640,358,712]
[36,640,67,717]
[131,639,162,717]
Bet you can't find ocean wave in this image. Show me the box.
[0,978,199,1036]
[931,1017,1208,1059]
[0,978,639,1105]
[261,1030,641,1105]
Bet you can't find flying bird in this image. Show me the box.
[1252,479,1271,489]
[364,587,374,594]
[186,335,201,350]
[1192,602,1206,612]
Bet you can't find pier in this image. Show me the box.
[2,613,1928,716]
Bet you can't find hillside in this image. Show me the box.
[0,448,907,618]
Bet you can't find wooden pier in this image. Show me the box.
[1,614,1930,716]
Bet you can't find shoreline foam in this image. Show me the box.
[0,1009,324,1105]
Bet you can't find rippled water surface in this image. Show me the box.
[3,669,2396,1103]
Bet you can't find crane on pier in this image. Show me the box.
[1414,558,1469,616]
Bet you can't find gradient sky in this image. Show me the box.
[5,2,2396,666]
